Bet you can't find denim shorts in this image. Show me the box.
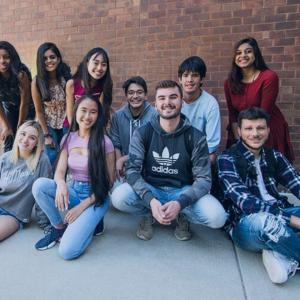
[0,207,24,229]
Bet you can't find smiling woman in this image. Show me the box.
[66,47,113,128]
[0,41,34,152]
[32,95,115,260]
[0,120,52,242]
[224,37,294,162]
[31,42,71,165]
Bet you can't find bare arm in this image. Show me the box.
[0,103,13,140]
[66,79,74,125]
[17,71,31,127]
[31,78,55,147]
[54,148,69,211]
[31,77,48,134]
[115,148,128,179]
[209,153,217,164]
[106,151,116,188]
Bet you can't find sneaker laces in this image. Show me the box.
[275,251,299,278]
[43,226,52,235]
[288,259,299,278]
[141,216,153,229]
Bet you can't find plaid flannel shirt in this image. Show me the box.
[217,140,300,229]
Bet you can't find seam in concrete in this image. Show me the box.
[232,242,248,300]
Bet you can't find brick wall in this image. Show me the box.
[0,0,299,167]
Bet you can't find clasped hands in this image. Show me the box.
[150,198,181,225]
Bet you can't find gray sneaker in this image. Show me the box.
[137,216,154,241]
[174,215,191,241]
[262,249,299,284]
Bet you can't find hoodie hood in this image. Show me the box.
[109,100,156,155]
[150,113,192,138]
[123,101,153,121]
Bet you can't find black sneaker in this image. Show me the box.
[174,214,192,241]
[35,226,66,251]
[136,216,154,241]
[94,219,105,236]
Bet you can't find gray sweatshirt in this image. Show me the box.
[0,151,52,223]
[109,101,157,155]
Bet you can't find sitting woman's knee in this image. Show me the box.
[58,243,81,260]
[32,178,49,200]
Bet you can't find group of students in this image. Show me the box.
[0,37,299,284]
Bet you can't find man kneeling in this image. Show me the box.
[111,80,227,241]
[218,107,300,284]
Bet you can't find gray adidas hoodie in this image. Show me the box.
[126,114,211,209]
[109,101,157,155]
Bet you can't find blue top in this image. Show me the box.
[181,90,221,154]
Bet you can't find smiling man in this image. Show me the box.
[111,80,226,241]
[218,107,300,284]
[109,76,156,180]
[178,56,221,163]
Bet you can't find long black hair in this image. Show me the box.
[0,41,31,102]
[63,94,110,206]
[228,37,268,94]
[36,42,71,101]
[73,47,113,126]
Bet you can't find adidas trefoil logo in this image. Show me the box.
[152,147,179,175]
[152,147,180,166]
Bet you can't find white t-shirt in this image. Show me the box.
[254,157,276,202]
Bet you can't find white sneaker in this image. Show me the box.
[262,249,299,284]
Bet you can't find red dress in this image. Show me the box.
[224,69,295,162]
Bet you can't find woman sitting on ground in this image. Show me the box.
[33,95,115,260]
[0,120,52,241]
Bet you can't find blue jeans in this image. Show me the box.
[32,178,109,260]
[0,207,24,229]
[111,183,227,228]
[232,207,300,262]
[45,127,64,165]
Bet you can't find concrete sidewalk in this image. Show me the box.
[0,207,299,300]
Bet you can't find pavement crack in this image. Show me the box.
[232,242,248,300]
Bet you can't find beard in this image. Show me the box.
[159,109,181,120]
[240,137,264,152]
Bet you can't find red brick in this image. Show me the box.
[275,21,297,30]
[1,0,299,166]
[233,9,252,17]
[276,5,298,13]
[274,38,295,46]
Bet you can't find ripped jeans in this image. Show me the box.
[232,207,300,262]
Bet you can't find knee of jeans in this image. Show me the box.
[111,184,132,211]
[32,178,49,202]
[260,213,290,243]
[194,196,227,228]
[58,243,81,260]
[205,208,227,229]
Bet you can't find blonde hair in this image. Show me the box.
[11,120,44,171]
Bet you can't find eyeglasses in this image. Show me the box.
[127,90,145,96]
